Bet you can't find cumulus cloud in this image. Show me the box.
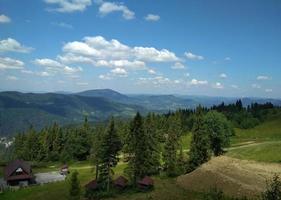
[213,82,224,89]
[58,35,179,75]
[137,76,171,86]
[184,52,204,60]
[98,1,135,20]
[147,69,156,74]
[224,57,231,61]
[33,58,82,75]
[99,74,111,80]
[0,14,11,23]
[44,0,92,13]
[257,75,270,80]
[111,67,128,77]
[0,38,33,53]
[220,73,227,78]
[189,79,208,85]
[144,14,160,21]
[0,57,25,70]
[171,62,185,69]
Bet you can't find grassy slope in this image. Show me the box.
[227,116,281,162]
[1,162,201,200]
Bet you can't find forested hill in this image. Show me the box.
[0,89,281,136]
[0,91,143,136]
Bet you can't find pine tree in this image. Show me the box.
[69,170,81,200]
[98,117,122,192]
[163,114,182,176]
[143,113,161,175]
[188,106,211,171]
[124,112,149,186]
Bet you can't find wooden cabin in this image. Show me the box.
[113,176,128,189]
[4,160,33,186]
[137,176,154,190]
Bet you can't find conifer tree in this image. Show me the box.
[188,106,210,171]
[98,117,122,192]
[124,112,149,186]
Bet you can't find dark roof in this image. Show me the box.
[137,176,154,186]
[114,176,128,187]
[4,160,32,181]
[85,179,98,190]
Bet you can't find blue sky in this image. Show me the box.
[0,0,281,98]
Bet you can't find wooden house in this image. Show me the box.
[4,160,33,186]
[113,176,128,189]
[137,176,154,190]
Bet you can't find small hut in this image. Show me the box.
[85,179,98,191]
[60,164,69,175]
[113,176,128,189]
[137,176,154,190]
[4,160,33,186]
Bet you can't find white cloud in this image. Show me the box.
[44,0,92,13]
[184,52,204,60]
[133,47,179,62]
[147,69,156,74]
[0,38,33,53]
[231,84,239,89]
[265,89,273,93]
[111,67,128,77]
[220,73,227,78]
[98,1,135,20]
[171,62,185,69]
[21,69,34,74]
[59,36,179,72]
[0,14,11,23]
[190,79,208,85]
[144,14,160,21]
[33,58,82,75]
[6,75,18,81]
[51,22,73,29]
[257,75,270,80]
[224,57,231,61]
[213,82,224,89]
[0,57,25,70]
[252,83,261,89]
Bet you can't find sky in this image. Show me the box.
[0,0,281,98]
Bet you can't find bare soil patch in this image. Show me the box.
[177,156,281,198]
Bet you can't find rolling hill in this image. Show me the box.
[1,89,281,136]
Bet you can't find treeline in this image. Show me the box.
[211,100,277,129]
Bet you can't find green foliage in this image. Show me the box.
[69,170,81,200]
[188,106,211,171]
[97,117,122,192]
[203,188,224,200]
[262,175,281,200]
[163,113,181,176]
[204,111,233,156]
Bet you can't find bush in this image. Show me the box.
[262,175,281,200]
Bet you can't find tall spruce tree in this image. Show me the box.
[143,113,161,175]
[124,112,150,186]
[98,117,122,192]
[163,114,182,176]
[188,106,210,171]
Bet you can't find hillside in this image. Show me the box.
[0,91,143,136]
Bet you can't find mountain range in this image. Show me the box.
[0,89,280,136]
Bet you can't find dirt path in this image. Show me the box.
[177,156,281,198]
